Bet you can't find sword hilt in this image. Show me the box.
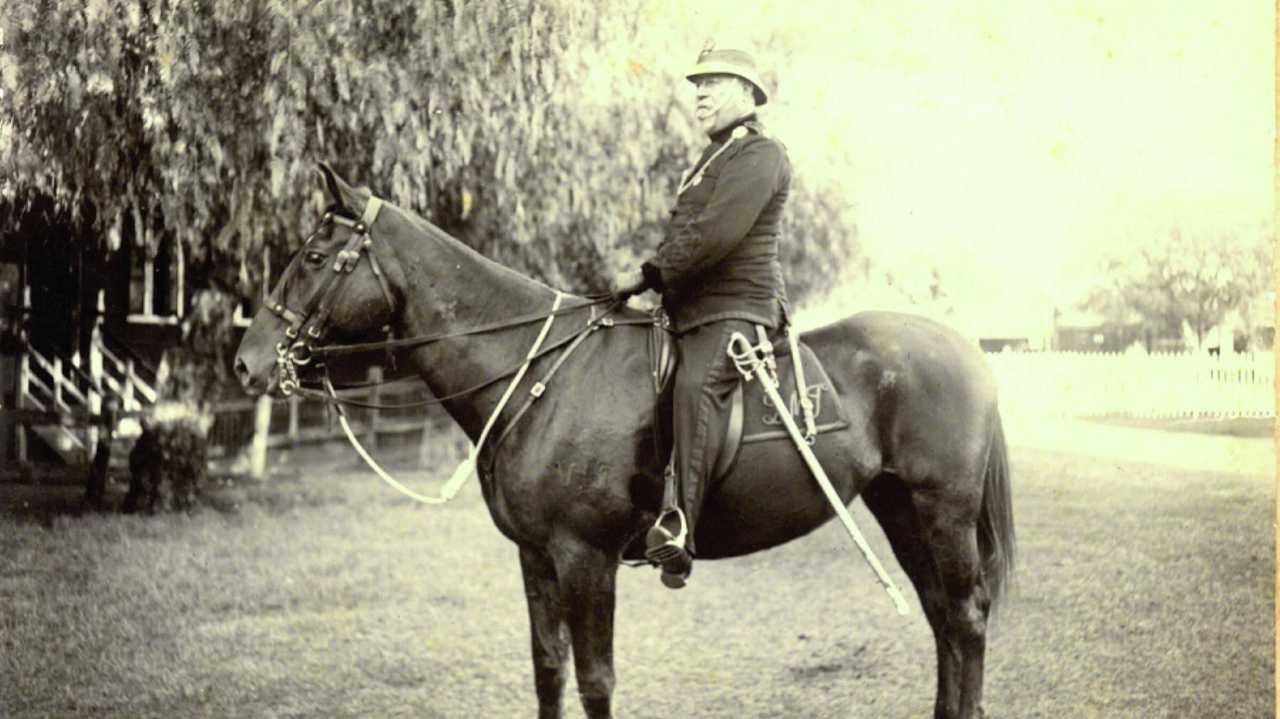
[727,332,765,382]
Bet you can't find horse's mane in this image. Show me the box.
[382,197,558,296]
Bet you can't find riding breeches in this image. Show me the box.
[669,319,757,554]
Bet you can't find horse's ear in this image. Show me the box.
[316,162,352,208]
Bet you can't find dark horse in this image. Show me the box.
[234,165,1014,719]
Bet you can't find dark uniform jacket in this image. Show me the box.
[641,116,791,333]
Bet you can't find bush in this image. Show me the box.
[123,404,210,514]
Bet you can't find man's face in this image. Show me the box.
[693,75,753,137]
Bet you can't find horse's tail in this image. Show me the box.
[977,408,1015,614]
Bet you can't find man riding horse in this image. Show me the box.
[612,46,791,588]
[235,40,1013,712]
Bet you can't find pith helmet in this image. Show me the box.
[686,46,768,106]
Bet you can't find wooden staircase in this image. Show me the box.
[14,327,157,465]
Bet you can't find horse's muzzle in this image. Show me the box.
[233,355,281,397]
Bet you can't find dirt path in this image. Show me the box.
[1002,412,1274,478]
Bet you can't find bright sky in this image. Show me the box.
[645,0,1274,336]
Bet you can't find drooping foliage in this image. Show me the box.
[1,0,853,305]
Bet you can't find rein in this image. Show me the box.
[309,297,613,360]
[285,299,629,410]
[320,292,566,505]
[267,190,618,400]
[314,298,650,506]
[268,191,652,505]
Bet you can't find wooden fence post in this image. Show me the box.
[366,365,382,450]
[86,316,104,453]
[249,394,273,479]
[15,348,28,462]
[288,394,300,442]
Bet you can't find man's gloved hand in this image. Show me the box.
[610,268,649,300]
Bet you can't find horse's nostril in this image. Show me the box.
[234,357,252,386]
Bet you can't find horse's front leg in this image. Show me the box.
[549,534,619,719]
[519,547,570,719]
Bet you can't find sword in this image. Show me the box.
[728,330,910,616]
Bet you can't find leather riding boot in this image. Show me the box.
[645,320,751,589]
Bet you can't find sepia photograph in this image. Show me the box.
[1,1,1273,717]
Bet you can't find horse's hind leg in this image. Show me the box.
[519,547,571,719]
[917,483,991,719]
[861,474,961,715]
[862,473,990,719]
[549,535,618,719]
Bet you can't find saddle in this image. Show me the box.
[488,309,847,485]
[649,322,850,481]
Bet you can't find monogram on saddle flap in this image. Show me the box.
[746,354,846,441]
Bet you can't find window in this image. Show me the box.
[127,239,272,328]
[127,236,184,324]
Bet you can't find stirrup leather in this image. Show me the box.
[644,508,689,564]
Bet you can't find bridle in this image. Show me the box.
[266,197,397,395]
[258,190,646,506]
[257,188,685,507]
[264,193,624,402]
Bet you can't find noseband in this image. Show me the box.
[266,196,397,394]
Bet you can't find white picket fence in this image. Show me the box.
[983,350,1275,419]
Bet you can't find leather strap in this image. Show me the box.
[299,220,372,340]
[789,327,817,441]
[311,298,618,359]
[301,311,656,410]
[486,321,603,459]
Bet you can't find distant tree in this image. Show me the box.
[1084,226,1272,348]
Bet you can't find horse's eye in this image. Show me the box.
[303,251,326,266]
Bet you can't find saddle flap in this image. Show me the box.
[712,339,850,480]
[654,327,848,483]
[713,382,745,480]
[740,340,849,444]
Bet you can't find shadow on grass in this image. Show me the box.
[0,441,441,527]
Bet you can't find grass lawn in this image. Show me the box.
[1,440,1273,718]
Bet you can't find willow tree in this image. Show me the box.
[1,0,853,342]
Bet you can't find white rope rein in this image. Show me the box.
[330,291,566,505]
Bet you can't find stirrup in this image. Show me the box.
[645,509,691,588]
[645,509,688,558]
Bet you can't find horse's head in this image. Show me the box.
[234,163,403,396]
